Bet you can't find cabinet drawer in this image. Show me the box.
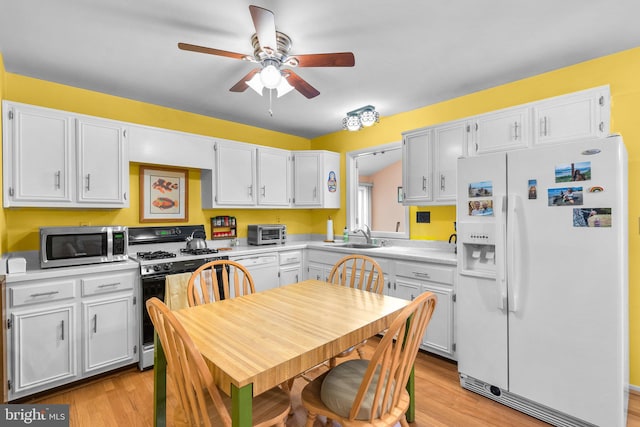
[395,262,454,285]
[82,273,133,296]
[11,280,76,307]
[279,250,302,265]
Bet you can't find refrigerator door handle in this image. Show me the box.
[507,194,521,313]
[496,194,508,310]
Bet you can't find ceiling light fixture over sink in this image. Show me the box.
[343,105,380,131]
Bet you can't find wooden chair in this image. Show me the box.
[327,254,385,366]
[301,291,437,427]
[145,297,290,427]
[187,259,255,306]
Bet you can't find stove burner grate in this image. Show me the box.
[180,248,219,256]
[136,250,177,261]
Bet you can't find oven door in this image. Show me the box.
[259,226,284,244]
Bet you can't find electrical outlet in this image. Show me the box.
[275,216,280,223]
[80,222,91,227]
[416,211,430,223]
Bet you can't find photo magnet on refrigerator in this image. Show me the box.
[528,179,537,199]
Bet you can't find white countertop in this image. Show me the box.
[1,239,457,283]
[222,239,457,265]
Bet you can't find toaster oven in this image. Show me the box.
[247,224,286,245]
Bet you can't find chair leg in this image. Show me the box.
[305,411,318,427]
[329,357,337,368]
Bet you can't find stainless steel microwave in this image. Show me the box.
[247,224,286,245]
[40,226,129,268]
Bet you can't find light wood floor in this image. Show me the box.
[22,338,640,426]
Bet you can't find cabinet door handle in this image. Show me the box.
[410,294,415,301]
[295,274,299,282]
[86,173,91,191]
[313,187,317,200]
[514,121,520,140]
[61,320,65,341]
[93,314,98,333]
[422,176,427,191]
[98,283,119,288]
[440,174,445,191]
[261,185,266,197]
[248,185,253,197]
[413,271,431,279]
[599,121,604,132]
[542,117,548,136]
[30,291,59,298]
[55,171,61,189]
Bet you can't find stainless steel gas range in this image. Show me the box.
[128,225,228,370]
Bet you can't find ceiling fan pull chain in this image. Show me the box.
[268,89,274,117]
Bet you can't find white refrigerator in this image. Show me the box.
[456,135,628,426]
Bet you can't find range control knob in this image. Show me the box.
[153,265,161,272]
[163,263,172,271]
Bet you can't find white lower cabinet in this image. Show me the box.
[305,249,456,360]
[83,295,135,374]
[5,269,138,400]
[394,261,456,359]
[279,250,303,286]
[10,304,77,396]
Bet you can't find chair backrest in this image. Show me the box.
[146,297,232,427]
[327,254,385,294]
[187,260,255,306]
[350,291,437,422]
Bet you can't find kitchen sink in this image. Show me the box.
[328,243,381,249]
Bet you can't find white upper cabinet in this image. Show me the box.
[470,106,530,155]
[257,147,291,207]
[214,141,256,206]
[2,101,129,208]
[76,117,128,205]
[401,86,611,205]
[292,150,340,208]
[402,128,433,204]
[433,120,466,203]
[532,86,610,145]
[3,103,74,205]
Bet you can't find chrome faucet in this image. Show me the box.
[353,224,372,244]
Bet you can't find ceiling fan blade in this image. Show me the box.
[249,5,277,53]
[229,68,261,92]
[284,70,320,99]
[178,42,247,60]
[289,52,355,67]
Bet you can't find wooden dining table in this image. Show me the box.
[153,279,413,427]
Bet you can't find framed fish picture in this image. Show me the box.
[139,166,189,222]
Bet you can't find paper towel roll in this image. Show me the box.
[326,219,334,241]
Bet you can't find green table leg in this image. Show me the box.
[231,383,252,427]
[153,332,167,427]
[406,365,415,422]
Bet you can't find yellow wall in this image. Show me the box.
[312,47,640,385]
[1,46,639,385]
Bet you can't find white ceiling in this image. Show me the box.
[1,1,639,139]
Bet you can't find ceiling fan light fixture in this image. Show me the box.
[343,105,379,131]
[246,73,264,96]
[260,61,282,89]
[276,77,295,98]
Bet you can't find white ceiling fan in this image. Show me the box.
[178,5,355,99]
